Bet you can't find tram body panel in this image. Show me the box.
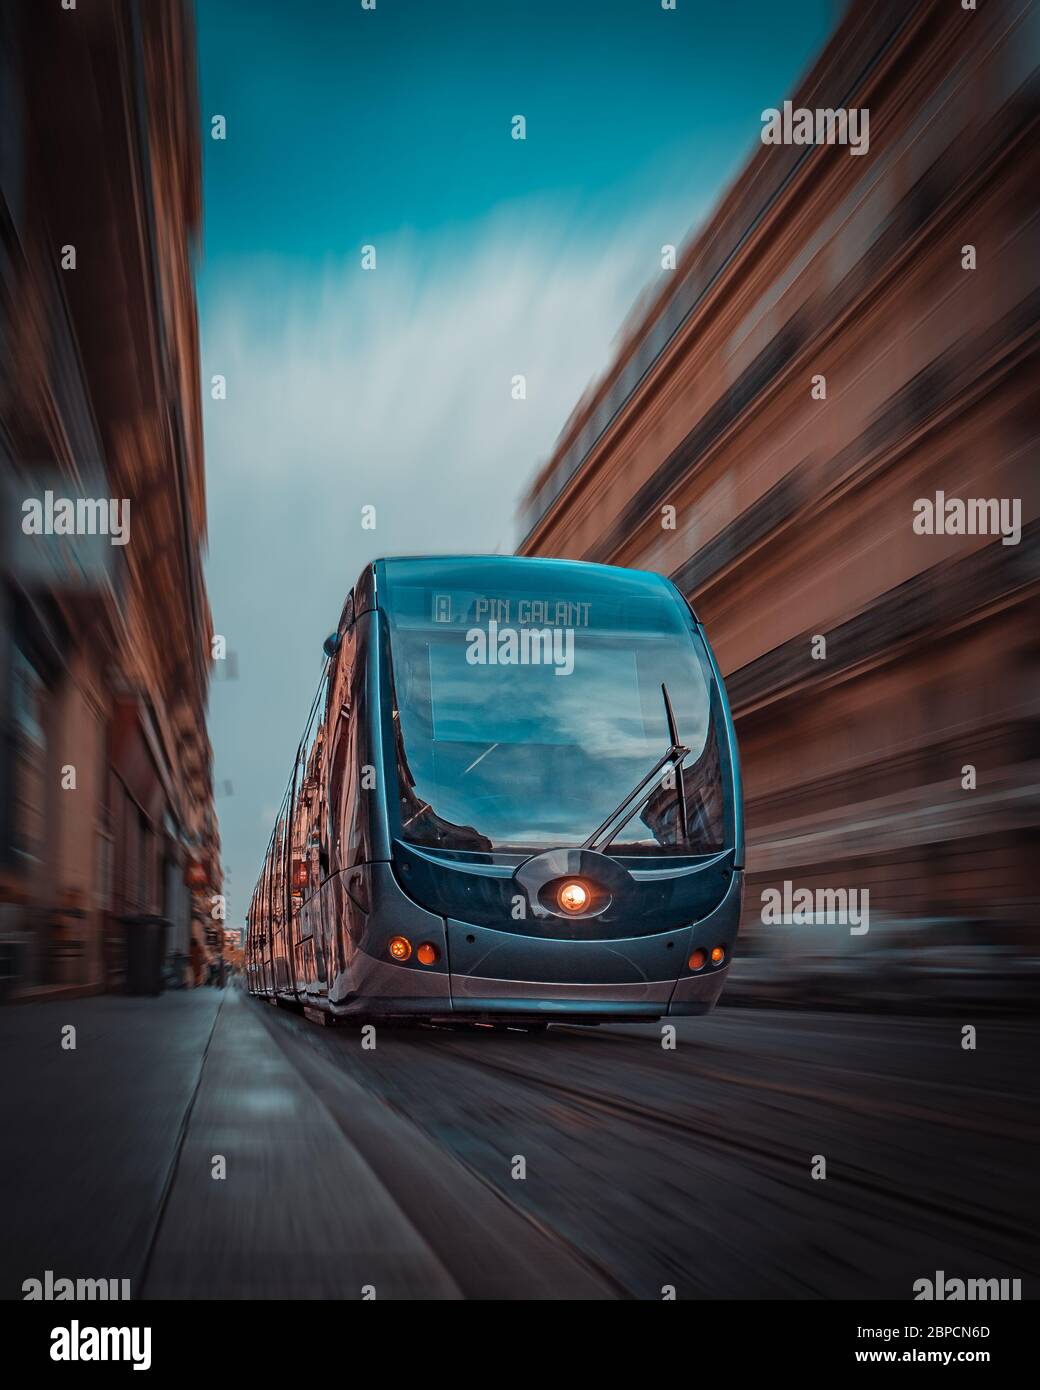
[323,863,450,1014]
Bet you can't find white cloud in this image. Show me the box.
[202,195,701,552]
[200,190,704,910]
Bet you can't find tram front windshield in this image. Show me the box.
[383,565,727,855]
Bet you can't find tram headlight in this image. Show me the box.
[416,942,439,965]
[388,936,412,962]
[711,945,726,964]
[557,880,590,914]
[688,948,707,971]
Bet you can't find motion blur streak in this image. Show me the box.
[520,0,1039,1014]
[0,1,225,999]
[0,0,1037,1309]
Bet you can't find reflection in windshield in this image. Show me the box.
[385,584,726,855]
[392,706,494,853]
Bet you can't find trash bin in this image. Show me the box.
[122,915,169,996]
[163,951,190,989]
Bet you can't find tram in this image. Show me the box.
[246,556,743,1027]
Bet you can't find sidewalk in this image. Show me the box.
[140,988,459,1299]
[0,987,458,1300]
[0,987,224,1300]
[2,985,614,1300]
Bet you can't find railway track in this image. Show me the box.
[401,1027,1038,1263]
[263,1004,1039,1295]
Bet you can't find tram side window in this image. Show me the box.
[328,623,369,870]
[329,712,364,871]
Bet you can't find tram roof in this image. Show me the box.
[372,554,696,615]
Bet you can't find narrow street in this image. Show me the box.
[2,987,1035,1300]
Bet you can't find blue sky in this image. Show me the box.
[194,0,834,922]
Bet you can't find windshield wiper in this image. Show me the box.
[581,683,690,852]
[662,682,690,844]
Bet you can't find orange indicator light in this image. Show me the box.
[711,945,725,964]
[388,936,412,962]
[688,948,707,971]
[416,942,439,966]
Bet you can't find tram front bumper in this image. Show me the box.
[328,863,740,1020]
[328,958,729,1019]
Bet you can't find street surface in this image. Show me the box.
[1,986,1035,1299]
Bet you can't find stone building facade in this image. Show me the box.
[519,0,1038,958]
[0,0,220,997]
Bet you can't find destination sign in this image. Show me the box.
[433,593,592,627]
